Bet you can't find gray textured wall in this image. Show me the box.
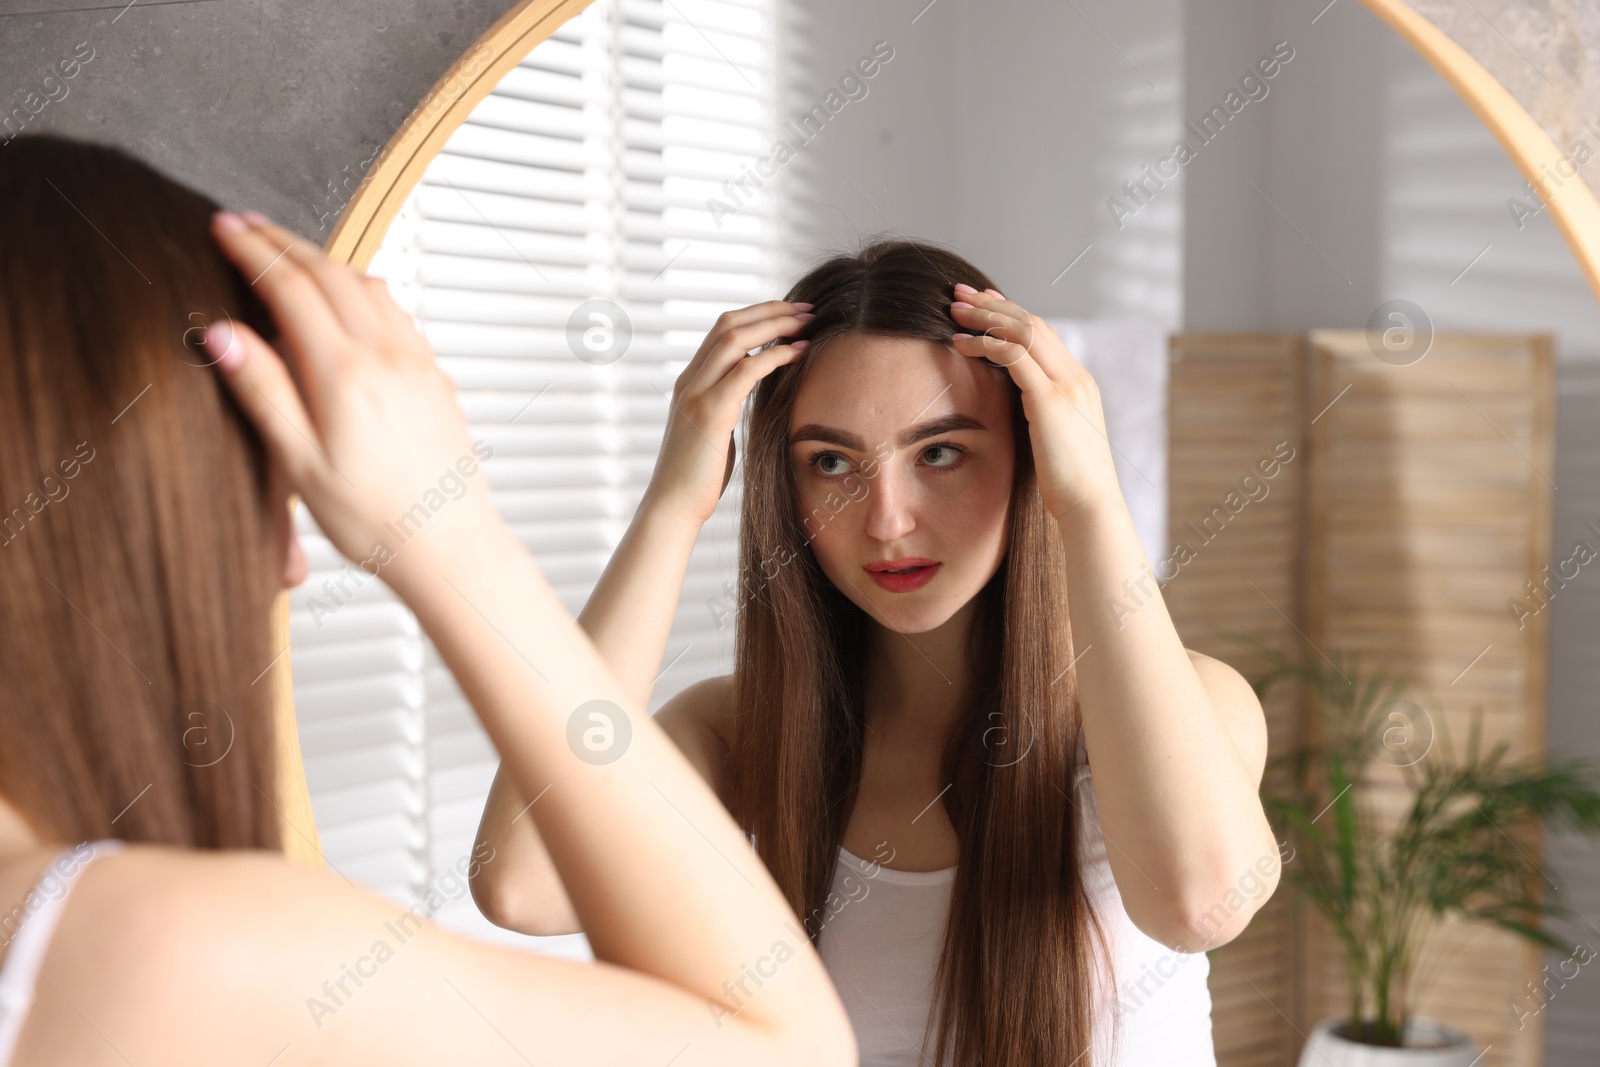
[1,0,514,240]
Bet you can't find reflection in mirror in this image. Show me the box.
[291,0,789,958]
[289,1,1600,1065]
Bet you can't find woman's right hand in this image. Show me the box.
[643,300,814,527]
[201,209,502,590]
[194,217,857,1067]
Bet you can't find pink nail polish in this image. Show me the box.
[953,283,977,294]
[986,289,1006,299]
[213,211,247,234]
[951,301,974,309]
[241,210,272,227]
[952,332,974,340]
[205,322,243,370]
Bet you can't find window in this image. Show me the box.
[290,0,795,956]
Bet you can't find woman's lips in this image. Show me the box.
[863,560,941,592]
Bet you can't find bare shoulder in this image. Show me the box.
[57,845,395,979]
[32,845,414,1061]
[1185,648,1268,779]
[653,673,736,800]
[1184,647,1249,690]
[24,843,798,1065]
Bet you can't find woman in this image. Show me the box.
[473,241,1283,1064]
[0,134,855,1066]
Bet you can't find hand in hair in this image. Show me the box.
[951,286,1280,951]
[194,209,858,1066]
[646,299,815,527]
[202,210,497,592]
[947,286,1123,521]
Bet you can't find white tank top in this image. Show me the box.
[815,765,1216,1066]
[0,840,123,1067]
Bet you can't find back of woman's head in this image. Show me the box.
[0,134,282,850]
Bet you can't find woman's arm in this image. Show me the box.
[472,670,733,936]
[585,300,814,709]
[200,211,853,1064]
[472,503,704,934]
[1057,497,1279,951]
[472,304,811,930]
[947,289,1280,952]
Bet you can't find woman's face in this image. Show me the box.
[788,332,1016,634]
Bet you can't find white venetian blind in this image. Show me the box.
[290,0,796,956]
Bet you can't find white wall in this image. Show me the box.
[789,0,1184,325]
[1183,0,1600,359]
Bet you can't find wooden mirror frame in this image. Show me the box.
[271,0,1600,865]
[1360,0,1600,304]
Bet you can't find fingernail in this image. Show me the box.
[953,283,977,294]
[213,210,247,234]
[792,301,814,310]
[791,339,811,349]
[951,300,974,309]
[205,321,243,370]
[986,288,1006,299]
[952,332,974,340]
[241,210,272,227]
[796,312,816,321]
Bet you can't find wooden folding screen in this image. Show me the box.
[1166,332,1554,1067]
[1300,331,1553,1067]
[1165,335,1309,1067]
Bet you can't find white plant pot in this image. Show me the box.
[1297,1017,1479,1067]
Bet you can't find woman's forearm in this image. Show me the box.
[389,514,849,1054]
[1056,496,1278,949]
[471,500,706,933]
[577,498,705,709]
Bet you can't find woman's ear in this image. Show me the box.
[267,458,309,590]
[280,504,309,589]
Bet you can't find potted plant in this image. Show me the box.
[1235,639,1600,1065]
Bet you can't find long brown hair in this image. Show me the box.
[727,239,1112,1065]
[0,134,282,850]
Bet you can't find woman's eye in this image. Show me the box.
[805,443,965,479]
[812,451,850,477]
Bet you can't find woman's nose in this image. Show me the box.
[863,462,916,542]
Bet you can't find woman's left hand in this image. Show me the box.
[948,285,1123,521]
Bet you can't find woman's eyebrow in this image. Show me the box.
[789,412,987,451]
